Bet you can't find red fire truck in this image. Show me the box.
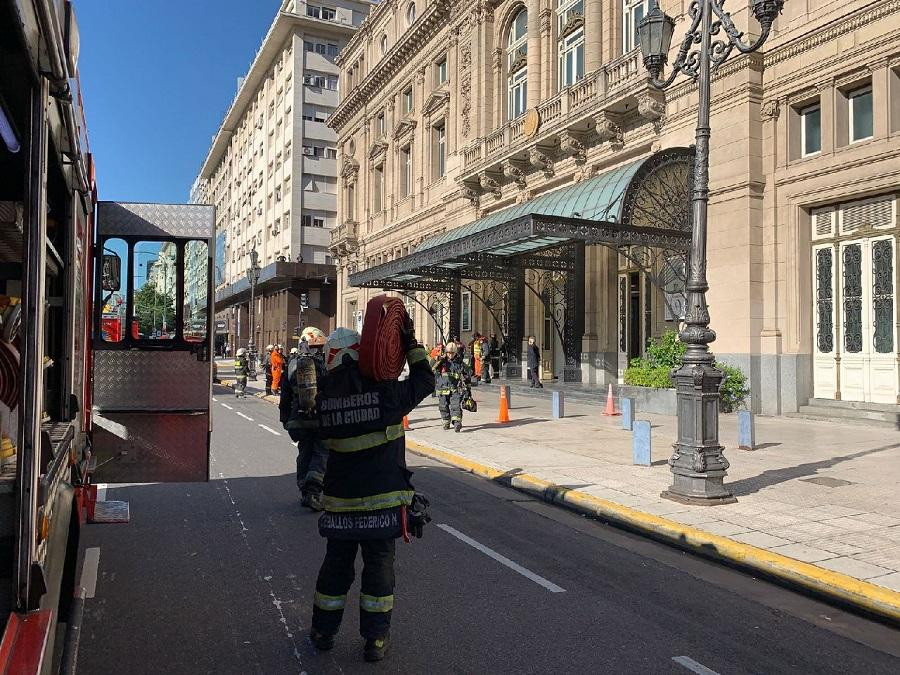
[0,2,214,672]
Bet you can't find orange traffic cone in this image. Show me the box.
[497,385,510,423]
[602,383,620,416]
[403,415,411,430]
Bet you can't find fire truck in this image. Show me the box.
[0,1,214,671]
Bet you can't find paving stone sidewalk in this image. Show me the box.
[216,360,900,594]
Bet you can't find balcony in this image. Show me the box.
[329,220,358,257]
[459,50,663,192]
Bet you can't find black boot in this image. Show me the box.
[310,627,335,651]
[443,421,450,430]
[454,422,462,433]
[364,634,390,662]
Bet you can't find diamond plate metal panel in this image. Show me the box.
[97,202,214,239]
[92,412,209,482]
[93,350,211,411]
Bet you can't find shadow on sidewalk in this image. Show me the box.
[727,442,900,496]
[463,418,544,432]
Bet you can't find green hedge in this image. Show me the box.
[622,330,749,412]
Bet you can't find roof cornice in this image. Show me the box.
[329,0,456,131]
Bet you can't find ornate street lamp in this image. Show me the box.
[246,248,261,376]
[639,0,784,505]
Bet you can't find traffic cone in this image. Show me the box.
[497,385,510,423]
[602,383,620,416]
[403,415,410,430]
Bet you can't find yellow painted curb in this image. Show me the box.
[406,438,900,625]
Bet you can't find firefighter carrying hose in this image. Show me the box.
[309,313,434,662]
[433,341,471,432]
[280,326,328,509]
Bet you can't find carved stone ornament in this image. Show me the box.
[340,157,360,180]
[422,90,451,117]
[540,7,553,36]
[502,159,527,187]
[559,12,584,39]
[459,182,480,208]
[528,146,554,176]
[523,108,540,138]
[515,190,534,204]
[368,139,389,161]
[559,131,587,164]
[637,92,666,121]
[492,47,503,73]
[593,111,623,146]
[460,44,473,137]
[392,118,417,141]
[479,172,501,198]
[760,99,780,121]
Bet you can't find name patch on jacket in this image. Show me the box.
[318,506,402,540]
[319,392,382,428]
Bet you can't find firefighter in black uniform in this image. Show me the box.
[433,341,470,432]
[280,327,329,509]
[309,320,434,662]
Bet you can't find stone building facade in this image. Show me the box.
[329,0,900,415]
[195,0,374,352]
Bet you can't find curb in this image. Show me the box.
[405,437,900,626]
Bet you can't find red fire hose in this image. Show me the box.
[358,295,408,381]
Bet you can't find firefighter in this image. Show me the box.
[264,344,274,395]
[480,334,492,383]
[280,327,328,509]
[271,344,285,394]
[234,348,249,398]
[433,341,470,432]
[309,319,434,662]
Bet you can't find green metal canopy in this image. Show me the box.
[350,147,693,291]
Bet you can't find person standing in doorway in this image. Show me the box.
[527,336,542,388]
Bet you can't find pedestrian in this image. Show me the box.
[224,343,231,359]
[490,333,500,376]
[271,344,285,394]
[433,341,471,432]
[309,318,434,662]
[264,344,274,395]
[280,327,328,509]
[480,334,492,383]
[472,332,482,382]
[527,335,543,388]
[234,347,249,398]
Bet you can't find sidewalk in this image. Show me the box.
[215,359,900,618]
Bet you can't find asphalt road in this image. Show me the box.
[76,383,900,674]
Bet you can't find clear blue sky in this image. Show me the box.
[77,0,282,203]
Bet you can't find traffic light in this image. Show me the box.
[300,292,308,310]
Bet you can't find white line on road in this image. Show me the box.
[80,547,101,599]
[96,483,107,502]
[221,403,233,410]
[212,397,218,402]
[258,424,281,436]
[436,524,566,593]
[236,412,254,421]
[672,656,720,675]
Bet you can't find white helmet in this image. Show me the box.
[237,348,246,356]
[290,347,298,355]
[325,327,361,371]
[266,344,274,351]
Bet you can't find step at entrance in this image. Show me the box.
[786,398,900,429]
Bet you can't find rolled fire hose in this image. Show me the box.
[358,295,407,381]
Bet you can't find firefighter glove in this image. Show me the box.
[408,493,431,539]
[401,309,418,350]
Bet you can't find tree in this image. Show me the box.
[133,285,175,337]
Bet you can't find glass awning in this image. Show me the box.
[349,147,693,291]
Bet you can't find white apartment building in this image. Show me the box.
[195,0,374,350]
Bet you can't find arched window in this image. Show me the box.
[406,3,417,27]
[557,0,584,88]
[506,8,528,120]
[380,33,388,55]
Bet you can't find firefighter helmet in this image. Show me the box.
[325,327,360,371]
[301,326,327,346]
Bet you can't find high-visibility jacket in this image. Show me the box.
[234,356,249,378]
[433,354,470,395]
[315,344,434,540]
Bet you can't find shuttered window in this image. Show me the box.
[840,196,894,235]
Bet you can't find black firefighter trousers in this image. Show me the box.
[296,432,328,493]
[437,391,462,426]
[312,538,396,639]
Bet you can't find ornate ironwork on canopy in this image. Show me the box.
[348,147,694,380]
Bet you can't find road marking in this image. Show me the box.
[80,547,100,599]
[221,403,233,410]
[436,524,565,593]
[258,424,281,436]
[96,483,107,502]
[672,656,720,675]
[236,412,254,421]
[212,397,218,402]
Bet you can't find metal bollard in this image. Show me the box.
[633,420,651,466]
[738,410,755,450]
[621,397,636,431]
[552,391,565,419]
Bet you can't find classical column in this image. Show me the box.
[526,0,543,108]
[585,0,604,73]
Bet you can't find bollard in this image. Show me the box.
[552,391,565,419]
[621,397,636,431]
[632,420,651,466]
[738,410,755,450]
